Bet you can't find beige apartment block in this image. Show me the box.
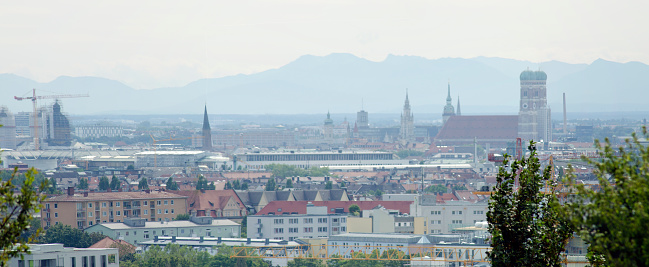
[42,188,187,229]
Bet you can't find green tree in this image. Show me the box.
[127,164,135,170]
[0,166,47,265]
[265,178,276,191]
[225,181,232,190]
[348,204,360,216]
[286,179,293,188]
[110,175,120,191]
[232,180,240,190]
[487,142,572,266]
[47,177,59,194]
[287,258,326,267]
[451,184,467,190]
[174,214,190,221]
[564,128,649,266]
[98,176,110,191]
[138,177,149,190]
[425,184,447,194]
[196,175,212,190]
[241,182,248,190]
[42,224,102,248]
[78,177,89,190]
[166,177,179,190]
[325,181,333,190]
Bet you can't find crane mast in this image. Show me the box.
[14,88,89,150]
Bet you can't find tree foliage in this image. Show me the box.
[98,176,110,191]
[327,249,408,267]
[122,244,269,267]
[286,178,293,188]
[42,224,106,248]
[0,167,47,265]
[265,178,276,191]
[564,127,649,266]
[324,181,333,190]
[166,177,179,190]
[395,150,424,159]
[425,184,447,194]
[139,177,149,190]
[487,142,572,266]
[196,175,215,190]
[174,214,190,221]
[110,175,121,191]
[78,177,89,190]
[348,204,360,216]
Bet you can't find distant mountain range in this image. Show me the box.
[2,54,648,117]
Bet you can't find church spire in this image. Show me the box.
[456,95,462,116]
[201,105,213,150]
[202,105,211,130]
[446,82,452,104]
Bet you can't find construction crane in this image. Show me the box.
[14,88,89,150]
[149,134,203,168]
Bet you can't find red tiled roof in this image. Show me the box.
[90,237,136,249]
[256,200,412,215]
[172,189,246,216]
[435,115,518,141]
[437,193,458,203]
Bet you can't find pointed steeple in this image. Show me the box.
[404,89,411,108]
[202,105,211,130]
[446,82,452,104]
[456,95,462,116]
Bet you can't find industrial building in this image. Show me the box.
[235,150,408,170]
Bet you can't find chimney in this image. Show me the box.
[67,187,75,196]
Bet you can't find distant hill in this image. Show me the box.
[2,54,648,116]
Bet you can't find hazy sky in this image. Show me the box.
[1,1,647,89]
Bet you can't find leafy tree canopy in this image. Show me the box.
[487,142,572,266]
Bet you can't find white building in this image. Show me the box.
[0,106,17,149]
[8,243,118,267]
[327,233,429,258]
[247,204,348,241]
[236,150,408,170]
[85,216,240,245]
[75,125,123,138]
[412,199,488,234]
[134,150,207,168]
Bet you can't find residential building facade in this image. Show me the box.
[247,205,348,241]
[42,189,188,229]
[8,244,118,267]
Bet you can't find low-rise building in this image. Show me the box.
[348,207,427,234]
[7,243,119,267]
[327,233,430,258]
[42,189,188,229]
[84,216,240,245]
[412,195,488,234]
[248,204,348,241]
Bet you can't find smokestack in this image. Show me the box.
[563,93,567,135]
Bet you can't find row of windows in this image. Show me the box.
[269,217,345,224]
[430,210,486,215]
[82,199,175,209]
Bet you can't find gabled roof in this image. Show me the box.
[89,237,137,249]
[172,189,245,213]
[436,115,518,142]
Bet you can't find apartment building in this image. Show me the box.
[414,200,488,234]
[85,216,240,245]
[42,188,187,229]
[247,204,348,241]
[8,244,118,267]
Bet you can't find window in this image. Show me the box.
[452,220,463,224]
[71,257,76,267]
[77,203,83,210]
[289,228,298,233]
[333,218,338,223]
[341,227,346,232]
[54,213,58,218]
[158,209,161,214]
[157,200,161,205]
[88,212,93,217]
[458,211,462,215]
[88,203,93,208]
[304,218,313,224]
[304,227,313,233]
[171,209,174,214]
[116,211,121,216]
[144,231,149,239]
[473,211,484,215]
[144,210,148,215]
[54,204,58,209]
[289,218,298,224]
[143,201,148,206]
[181,229,185,234]
[115,202,120,207]
[274,228,284,233]
[102,202,106,207]
[171,200,174,205]
[102,211,107,216]
[274,219,284,224]
[341,218,346,223]
[126,231,129,236]
[318,218,327,223]
[164,200,168,205]
[431,211,441,215]
[318,227,328,232]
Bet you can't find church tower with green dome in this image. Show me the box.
[518,69,552,143]
[442,82,456,124]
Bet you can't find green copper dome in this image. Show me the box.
[520,70,547,80]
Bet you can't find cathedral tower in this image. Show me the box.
[400,91,414,142]
[202,105,213,150]
[442,83,456,124]
[518,70,551,143]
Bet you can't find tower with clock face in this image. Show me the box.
[518,70,552,144]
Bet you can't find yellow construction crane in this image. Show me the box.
[14,88,89,150]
